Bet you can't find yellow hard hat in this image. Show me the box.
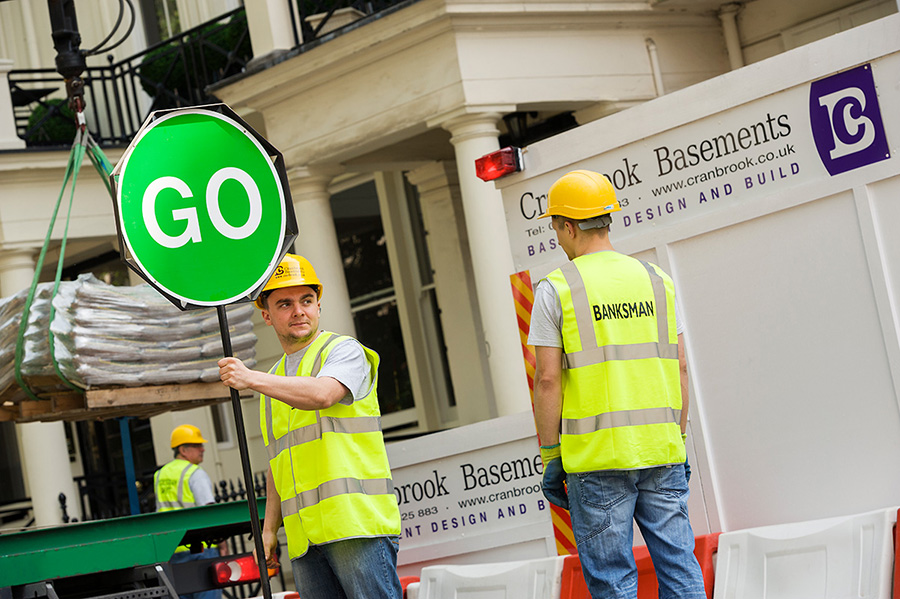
[539,170,621,220]
[254,253,323,309]
[170,424,208,448]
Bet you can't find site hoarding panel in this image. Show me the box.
[503,53,898,278]
[388,411,556,572]
[497,17,900,533]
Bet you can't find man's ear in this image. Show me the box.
[261,309,273,326]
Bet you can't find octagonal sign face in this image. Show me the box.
[113,107,294,307]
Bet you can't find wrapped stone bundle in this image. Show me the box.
[0,273,257,392]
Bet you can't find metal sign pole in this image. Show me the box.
[217,306,272,599]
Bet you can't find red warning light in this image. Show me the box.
[475,147,522,181]
[212,556,276,585]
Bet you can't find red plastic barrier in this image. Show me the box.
[560,554,590,599]
[400,575,419,599]
[559,533,721,599]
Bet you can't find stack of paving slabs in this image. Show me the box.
[0,273,257,394]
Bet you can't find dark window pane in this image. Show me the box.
[404,178,433,286]
[427,289,455,408]
[0,422,26,504]
[354,300,413,415]
[75,418,157,518]
[332,182,393,298]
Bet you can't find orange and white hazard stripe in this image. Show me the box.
[510,270,577,556]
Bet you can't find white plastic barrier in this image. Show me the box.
[413,555,567,599]
[713,506,898,599]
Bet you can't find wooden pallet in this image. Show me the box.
[0,377,252,423]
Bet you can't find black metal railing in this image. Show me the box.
[74,470,158,521]
[8,7,252,148]
[288,0,416,48]
[6,2,421,149]
[74,470,268,520]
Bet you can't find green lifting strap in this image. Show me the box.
[13,122,114,402]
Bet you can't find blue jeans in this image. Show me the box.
[169,547,222,599]
[567,464,706,599]
[291,536,402,599]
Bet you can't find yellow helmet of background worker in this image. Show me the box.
[539,170,621,220]
[254,253,323,309]
[170,424,208,448]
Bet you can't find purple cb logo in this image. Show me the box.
[809,64,890,176]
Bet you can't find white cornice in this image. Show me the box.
[0,147,125,176]
[215,0,720,111]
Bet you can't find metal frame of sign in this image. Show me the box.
[109,103,298,311]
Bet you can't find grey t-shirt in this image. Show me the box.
[527,276,684,348]
[188,467,216,505]
[283,333,372,401]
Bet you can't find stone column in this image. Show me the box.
[0,249,81,526]
[719,3,745,71]
[407,162,495,425]
[244,0,297,63]
[288,167,356,338]
[436,112,531,418]
[0,60,25,150]
[0,249,36,296]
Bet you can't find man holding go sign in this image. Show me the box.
[219,254,402,599]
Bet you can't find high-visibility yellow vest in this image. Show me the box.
[260,331,400,559]
[154,459,202,553]
[544,251,685,473]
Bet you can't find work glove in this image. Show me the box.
[540,444,569,510]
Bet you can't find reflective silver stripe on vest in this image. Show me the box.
[563,407,682,435]
[264,356,286,462]
[281,477,394,517]
[264,333,342,462]
[153,470,161,510]
[310,334,341,377]
[157,499,196,509]
[560,261,597,356]
[565,342,679,368]
[268,416,383,456]
[639,260,670,349]
[176,462,195,507]
[560,259,677,369]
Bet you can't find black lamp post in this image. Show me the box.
[46,0,87,110]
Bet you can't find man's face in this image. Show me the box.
[179,443,205,465]
[261,285,321,351]
[550,217,576,260]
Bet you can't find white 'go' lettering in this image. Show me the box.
[143,168,262,248]
[206,167,262,240]
[143,176,201,249]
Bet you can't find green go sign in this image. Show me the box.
[111,106,296,308]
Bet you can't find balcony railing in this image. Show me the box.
[288,0,419,48]
[8,8,252,148]
[5,1,419,150]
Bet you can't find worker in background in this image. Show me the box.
[528,170,707,599]
[218,254,402,599]
[154,424,222,599]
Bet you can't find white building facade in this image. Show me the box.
[0,0,896,527]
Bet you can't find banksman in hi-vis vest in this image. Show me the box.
[528,170,707,599]
[218,254,402,599]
